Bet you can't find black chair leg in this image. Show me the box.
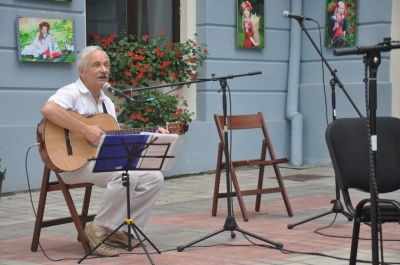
[349,218,361,265]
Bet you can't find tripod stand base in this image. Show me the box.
[78,221,160,264]
[177,216,283,252]
[287,199,353,229]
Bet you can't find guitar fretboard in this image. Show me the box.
[106,127,158,135]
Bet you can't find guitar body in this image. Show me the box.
[37,111,119,172]
[37,110,188,172]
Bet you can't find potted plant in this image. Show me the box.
[90,30,209,128]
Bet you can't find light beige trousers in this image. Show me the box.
[60,161,164,231]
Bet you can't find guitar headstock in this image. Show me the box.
[166,121,189,135]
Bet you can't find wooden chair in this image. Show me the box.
[31,165,95,254]
[212,112,293,222]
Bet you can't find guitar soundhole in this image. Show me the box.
[64,129,73,155]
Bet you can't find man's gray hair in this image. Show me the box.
[76,46,109,71]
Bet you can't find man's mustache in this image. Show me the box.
[98,73,108,78]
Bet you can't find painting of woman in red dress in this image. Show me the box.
[241,1,259,48]
[237,1,264,49]
[325,0,358,48]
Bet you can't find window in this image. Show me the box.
[86,0,180,43]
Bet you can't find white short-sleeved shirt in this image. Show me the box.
[48,78,117,121]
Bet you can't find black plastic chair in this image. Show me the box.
[325,117,400,264]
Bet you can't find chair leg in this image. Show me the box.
[81,186,92,224]
[349,217,362,265]
[230,167,249,222]
[56,174,91,254]
[272,164,293,217]
[213,144,249,221]
[255,141,267,212]
[255,165,265,212]
[31,166,51,252]
[212,144,224,217]
[76,185,92,242]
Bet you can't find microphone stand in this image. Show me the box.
[121,71,263,92]
[176,72,283,252]
[287,18,360,229]
[133,71,283,251]
[334,37,400,265]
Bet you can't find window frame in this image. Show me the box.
[127,0,180,42]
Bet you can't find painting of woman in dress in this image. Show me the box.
[17,17,76,62]
[20,21,52,58]
[325,0,358,48]
[237,0,265,49]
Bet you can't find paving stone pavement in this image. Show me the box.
[0,164,399,265]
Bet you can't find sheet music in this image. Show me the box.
[93,134,151,172]
[92,133,184,172]
[138,132,185,170]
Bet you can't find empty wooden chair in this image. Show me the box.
[212,112,293,222]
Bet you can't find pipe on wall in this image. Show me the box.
[285,0,303,166]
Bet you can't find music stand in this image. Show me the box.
[78,133,177,264]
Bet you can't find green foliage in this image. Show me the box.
[91,30,209,128]
[91,30,208,89]
[117,90,194,129]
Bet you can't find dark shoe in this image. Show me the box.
[84,224,119,257]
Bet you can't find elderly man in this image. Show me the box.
[41,46,167,256]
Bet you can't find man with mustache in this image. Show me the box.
[40,46,167,257]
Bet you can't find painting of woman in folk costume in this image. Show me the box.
[17,17,76,62]
[325,0,358,48]
[237,0,265,49]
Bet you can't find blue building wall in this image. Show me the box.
[299,0,393,164]
[0,0,394,193]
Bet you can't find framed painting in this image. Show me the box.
[237,0,265,49]
[17,17,76,62]
[324,0,358,48]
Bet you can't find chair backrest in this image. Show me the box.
[214,112,267,140]
[326,117,400,194]
[214,112,275,162]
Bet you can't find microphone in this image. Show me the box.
[103,83,154,102]
[282,11,313,21]
[103,83,132,101]
[103,83,123,95]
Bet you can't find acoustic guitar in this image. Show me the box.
[36,110,188,172]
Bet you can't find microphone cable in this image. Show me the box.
[312,19,329,126]
[360,38,400,262]
[362,53,385,265]
[25,143,86,262]
[25,143,76,261]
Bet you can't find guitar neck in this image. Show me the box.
[106,127,158,135]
